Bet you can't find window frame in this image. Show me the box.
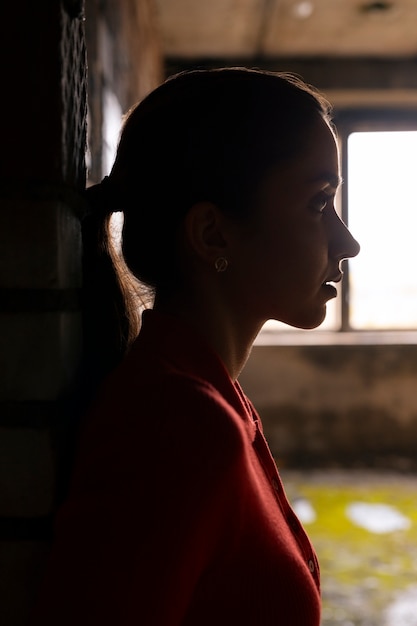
[336,108,417,332]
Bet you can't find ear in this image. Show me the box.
[183,201,228,265]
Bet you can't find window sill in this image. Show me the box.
[255,329,417,347]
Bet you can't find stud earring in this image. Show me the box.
[214,256,228,273]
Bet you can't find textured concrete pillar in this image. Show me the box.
[0,0,163,623]
[0,2,86,624]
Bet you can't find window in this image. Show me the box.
[348,129,417,330]
[260,112,417,343]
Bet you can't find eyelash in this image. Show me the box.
[310,192,332,214]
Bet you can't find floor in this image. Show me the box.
[281,470,417,626]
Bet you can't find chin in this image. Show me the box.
[280,307,327,330]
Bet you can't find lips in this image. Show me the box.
[321,272,343,299]
[323,272,343,286]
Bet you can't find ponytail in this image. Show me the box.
[82,178,148,394]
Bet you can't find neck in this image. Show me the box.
[153,291,260,381]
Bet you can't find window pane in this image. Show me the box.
[348,131,417,329]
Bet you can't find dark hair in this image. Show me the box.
[85,68,332,375]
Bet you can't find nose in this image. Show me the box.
[330,212,360,261]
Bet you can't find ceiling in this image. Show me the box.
[154,0,417,58]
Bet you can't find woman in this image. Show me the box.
[31,68,359,625]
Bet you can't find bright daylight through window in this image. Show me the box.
[348,130,417,330]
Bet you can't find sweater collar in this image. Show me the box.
[135,309,254,424]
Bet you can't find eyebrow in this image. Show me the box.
[311,172,343,190]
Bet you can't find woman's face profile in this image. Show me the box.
[225,115,360,330]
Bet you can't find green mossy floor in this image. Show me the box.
[281,471,417,626]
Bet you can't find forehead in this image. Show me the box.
[254,117,340,206]
[297,117,340,186]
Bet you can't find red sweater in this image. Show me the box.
[31,310,321,625]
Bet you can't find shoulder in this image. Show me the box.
[78,364,251,477]
[141,372,249,453]
[92,336,248,435]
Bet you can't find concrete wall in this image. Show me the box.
[85,0,163,183]
[240,342,417,470]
